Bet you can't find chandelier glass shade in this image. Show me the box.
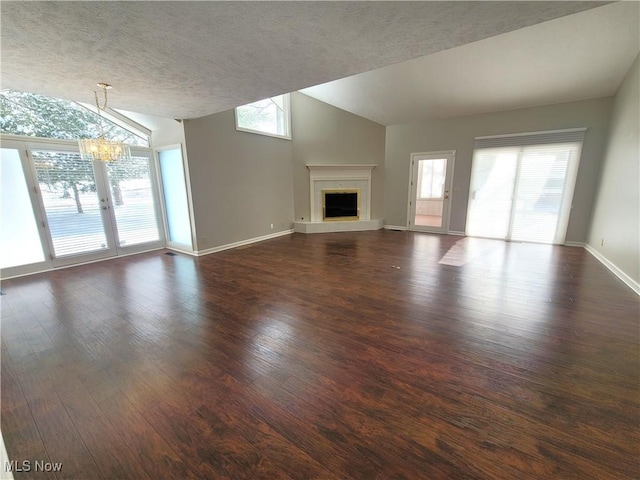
[78,83,131,163]
[79,137,131,163]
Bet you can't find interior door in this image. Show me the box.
[30,146,118,267]
[408,151,455,233]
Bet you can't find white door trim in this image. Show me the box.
[407,150,456,234]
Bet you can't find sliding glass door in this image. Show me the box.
[466,142,581,245]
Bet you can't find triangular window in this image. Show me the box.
[0,90,148,146]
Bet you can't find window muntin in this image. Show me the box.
[235,94,291,139]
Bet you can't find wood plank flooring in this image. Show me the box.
[1,231,638,479]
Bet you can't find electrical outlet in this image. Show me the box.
[270,223,274,229]
[601,239,605,246]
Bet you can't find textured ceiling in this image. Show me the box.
[302,2,640,125]
[0,1,607,120]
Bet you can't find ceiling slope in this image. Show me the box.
[1,1,608,119]
[302,2,640,125]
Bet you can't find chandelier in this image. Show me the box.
[78,83,131,163]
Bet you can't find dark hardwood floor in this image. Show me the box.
[1,231,638,479]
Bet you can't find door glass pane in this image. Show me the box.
[466,149,518,239]
[32,150,108,257]
[106,156,160,247]
[415,158,446,227]
[158,148,192,248]
[0,148,45,268]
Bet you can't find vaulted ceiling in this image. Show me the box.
[302,1,640,125]
[1,1,612,121]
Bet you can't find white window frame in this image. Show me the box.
[78,103,152,145]
[465,128,586,245]
[154,143,197,254]
[235,93,291,140]
[0,133,166,279]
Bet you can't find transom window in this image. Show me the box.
[0,90,149,146]
[235,94,291,140]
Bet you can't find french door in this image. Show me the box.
[466,142,581,245]
[31,146,117,266]
[1,139,164,276]
[408,151,455,233]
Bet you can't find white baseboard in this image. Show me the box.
[564,241,586,248]
[383,225,407,231]
[0,246,165,281]
[196,230,294,256]
[585,243,640,295]
[384,226,465,235]
[166,245,198,256]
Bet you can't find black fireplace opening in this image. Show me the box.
[324,192,358,219]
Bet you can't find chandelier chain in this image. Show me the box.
[93,86,108,113]
[78,83,130,163]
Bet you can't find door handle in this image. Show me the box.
[444,194,449,199]
[101,206,108,210]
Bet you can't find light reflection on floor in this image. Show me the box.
[438,237,498,266]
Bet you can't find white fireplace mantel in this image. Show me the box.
[294,164,382,233]
[307,164,376,223]
[306,164,377,174]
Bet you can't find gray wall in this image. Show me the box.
[183,110,294,251]
[291,92,386,221]
[587,55,639,284]
[181,93,385,250]
[385,98,613,242]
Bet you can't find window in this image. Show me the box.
[235,94,291,139]
[1,147,45,269]
[0,90,149,146]
[1,90,165,276]
[157,147,193,250]
[466,129,584,245]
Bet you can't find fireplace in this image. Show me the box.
[323,189,359,220]
[294,164,382,233]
